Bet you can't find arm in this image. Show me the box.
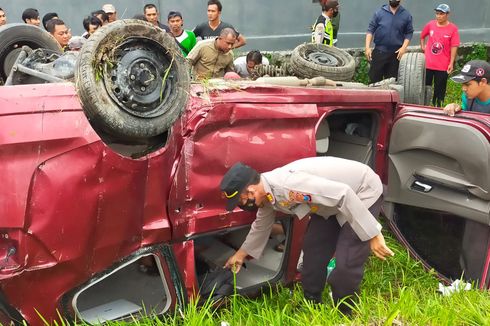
[234,34,246,48]
[225,205,276,272]
[420,23,429,52]
[396,14,414,60]
[365,11,378,61]
[365,33,374,61]
[448,46,458,73]
[314,23,325,44]
[395,38,410,60]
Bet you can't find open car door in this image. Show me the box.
[384,106,490,289]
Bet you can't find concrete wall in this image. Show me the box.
[2,0,490,51]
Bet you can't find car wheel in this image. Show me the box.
[397,52,426,105]
[75,19,190,140]
[0,23,61,82]
[289,43,355,81]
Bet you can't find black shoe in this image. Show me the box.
[303,292,323,305]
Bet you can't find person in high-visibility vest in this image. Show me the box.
[312,0,339,46]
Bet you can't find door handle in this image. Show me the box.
[411,181,433,193]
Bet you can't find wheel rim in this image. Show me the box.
[103,37,175,118]
[304,49,339,66]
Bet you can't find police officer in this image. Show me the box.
[312,0,339,46]
[220,156,394,313]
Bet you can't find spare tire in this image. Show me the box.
[397,52,426,105]
[0,23,61,82]
[76,19,190,140]
[289,43,355,81]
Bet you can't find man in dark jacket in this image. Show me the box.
[365,0,413,83]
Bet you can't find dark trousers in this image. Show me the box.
[301,196,383,311]
[426,69,449,107]
[368,49,399,84]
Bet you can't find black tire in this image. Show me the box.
[397,52,426,105]
[289,43,355,81]
[76,19,190,140]
[0,23,61,82]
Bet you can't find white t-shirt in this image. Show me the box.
[233,55,270,78]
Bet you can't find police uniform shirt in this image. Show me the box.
[240,157,383,259]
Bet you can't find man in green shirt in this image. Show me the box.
[168,11,197,57]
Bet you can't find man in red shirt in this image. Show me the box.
[420,4,460,107]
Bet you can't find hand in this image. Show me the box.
[395,47,407,60]
[443,103,461,116]
[365,47,372,61]
[369,233,395,260]
[224,249,248,273]
[447,63,454,74]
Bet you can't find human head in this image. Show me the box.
[167,11,183,35]
[389,0,401,9]
[0,8,6,26]
[144,4,159,25]
[322,0,339,18]
[132,14,147,21]
[451,60,490,99]
[42,12,58,30]
[216,28,236,52]
[102,4,117,23]
[246,50,263,74]
[434,4,450,24]
[207,0,222,22]
[22,8,40,26]
[91,10,109,25]
[46,19,70,48]
[220,162,263,211]
[68,36,86,51]
[83,15,102,36]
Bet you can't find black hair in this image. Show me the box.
[322,0,339,12]
[207,0,222,12]
[83,15,102,32]
[246,50,263,65]
[219,27,236,38]
[91,10,108,23]
[132,14,147,21]
[42,12,58,30]
[46,18,65,33]
[248,170,261,186]
[22,8,39,22]
[144,4,158,13]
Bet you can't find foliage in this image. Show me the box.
[353,55,370,85]
[444,43,489,107]
[85,232,490,326]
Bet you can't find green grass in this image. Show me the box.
[92,233,490,326]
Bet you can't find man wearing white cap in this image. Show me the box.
[421,4,460,107]
[102,4,117,23]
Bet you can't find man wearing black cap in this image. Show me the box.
[443,60,490,116]
[168,11,197,57]
[220,157,394,313]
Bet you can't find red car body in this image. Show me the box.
[1,82,489,325]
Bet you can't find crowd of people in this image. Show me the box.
[0,1,270,81]
[313,0,489,114]
[1,0,488,113]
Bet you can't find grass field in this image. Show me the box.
[94,232,490,326]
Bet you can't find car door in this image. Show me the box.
[384,105,490,289]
